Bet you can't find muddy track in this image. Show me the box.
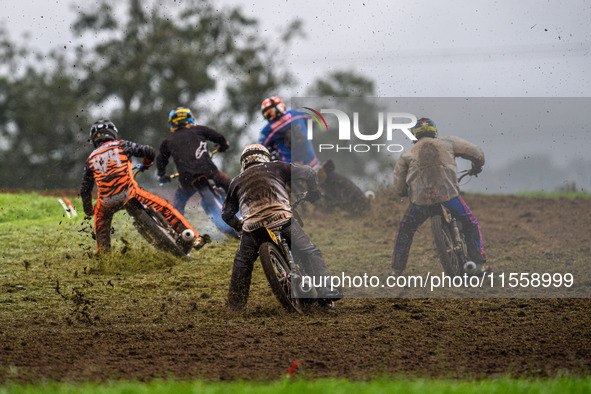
[0,193,590,383]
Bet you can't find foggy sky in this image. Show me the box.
[4,1,589,97]
[2,0,590,192]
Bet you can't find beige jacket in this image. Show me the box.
[393,136,484,205]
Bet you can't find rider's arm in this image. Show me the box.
[121,140,156,168]
[393,154,410,197]
[287,163,321,200]
[258,123,276,148]
[80,162,95,216]
[120,140,156,162]
[258,124,283,160]
[446,136,485,170]
[288,162,316,184]
[221,181,242,231]
[202,126,230,152]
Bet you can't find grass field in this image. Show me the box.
[1,191,590,391]
[2,376,591,393]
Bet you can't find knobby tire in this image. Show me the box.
[259,242,303,314]
[430,215,462,277]
[130,203,187,258]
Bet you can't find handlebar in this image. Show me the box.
[132,163,147,179]
[458,168,481,183]
[458,170,471,183]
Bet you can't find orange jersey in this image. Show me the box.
[80,140,155,213]
[80,139,198,253]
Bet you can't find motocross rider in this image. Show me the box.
[221,144,342,310]
[80,120,208,253]
[156,107,232,215]
[390,118,489,276]
[259,96,322,171]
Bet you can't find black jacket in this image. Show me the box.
[222,161,318,232]
[156,125,228,186]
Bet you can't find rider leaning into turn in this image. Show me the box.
[259,96,322,171]
[390,117,489,276]
[157,107,232,215]
[80,120,208,253]
[221,144,342,310]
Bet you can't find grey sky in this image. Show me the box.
[4,1,589,97]
[253,0,591,97]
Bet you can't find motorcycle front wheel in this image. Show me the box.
[259,242,304,314]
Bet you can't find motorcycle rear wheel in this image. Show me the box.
[430,215,463,277]
[127,200,188,257]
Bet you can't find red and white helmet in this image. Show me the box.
[261,96,286,121]
[240,144,272,172]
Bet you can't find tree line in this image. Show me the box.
[0,0,379,190]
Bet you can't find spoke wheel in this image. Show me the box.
[431,215,462,277]
[259,242,303,313]
[127,200,188,258]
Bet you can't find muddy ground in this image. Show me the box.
[0,192,590,383]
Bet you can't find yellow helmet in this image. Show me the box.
[411,117,438,140]
[168,107,195,132]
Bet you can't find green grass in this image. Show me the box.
[0,191,237,327]
[0,192,72,223]
[2,376,591,393]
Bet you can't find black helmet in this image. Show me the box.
[411,117,438,140]
[90,120,118,147]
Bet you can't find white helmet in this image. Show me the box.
[240,144,271,172]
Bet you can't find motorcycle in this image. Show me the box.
[316,159,369,216]
[250,193,326,313]
[430,170,488,276]
[126,163,196,257]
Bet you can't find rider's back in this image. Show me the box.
[158,125,224,178]
[394,136,484,206]
[259,110,316,165]
[224,161,317,232]
[84,140,154,199]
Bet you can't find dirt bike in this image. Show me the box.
[430,170,484,277]
[127,163,195,257]
[250,193,322,314]
[164,149,240,239]
[317,159,369,215]
[268,147,369,216]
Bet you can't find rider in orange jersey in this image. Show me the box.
[80,120,208,253]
